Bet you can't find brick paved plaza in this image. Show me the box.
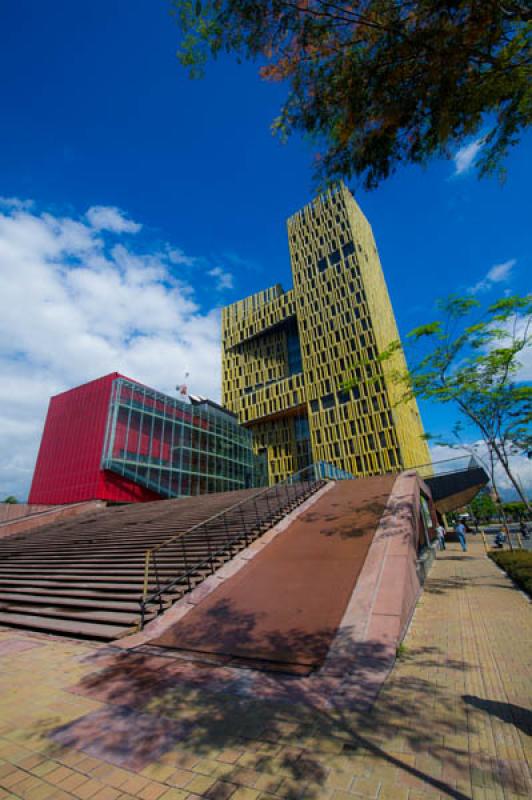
[0,540,530,800]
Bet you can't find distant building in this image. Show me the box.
[221,183,430,484]
[29,373,255,504]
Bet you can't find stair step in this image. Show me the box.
[0,602,139,625]
[0,577,149,591]
[0,481,323,639]
[0,586,141,601]
[0,592,140,612]
[0,612,130,641]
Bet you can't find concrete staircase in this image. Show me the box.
[0,480,323,640]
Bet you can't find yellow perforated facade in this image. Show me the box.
[221,184,430,484]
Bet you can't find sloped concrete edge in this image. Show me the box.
[317,471,429,709]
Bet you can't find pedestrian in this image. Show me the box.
[454,520,468,552]
[519,519,530,540]
[436,522,446,550]
[494,529,506,548]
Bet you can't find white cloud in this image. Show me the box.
[0,199,231,500]
[0,196,34,211]
[86,205,141,233]
[508,316,532,383]
[167,247,196,267]
[430,443,532,501]
[208,266,234,290]
[469,258,516,294]
[452,136,485,176]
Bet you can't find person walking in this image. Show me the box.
[519,519,530,540]
[436,523,446,550]
[455,520,468,552]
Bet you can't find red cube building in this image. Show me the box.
[29,374,160,504]
[29,373,256,505]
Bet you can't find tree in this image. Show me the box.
[351,293,531,506]
[174,1,532,188]
[501,500,528,518]
[2,496,18,504]
[470,489,497,522]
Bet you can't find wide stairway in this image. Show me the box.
[0,480,323,641]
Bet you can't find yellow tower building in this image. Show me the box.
[221,183,430,484]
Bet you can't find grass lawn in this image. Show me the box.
[488,549,532,597]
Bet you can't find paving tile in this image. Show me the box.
[203,781,237,800]
[158,790,189,800]
[91,788,123,800]
[0,541,530,800]
[136,783,168,800]
[185,774,217,793]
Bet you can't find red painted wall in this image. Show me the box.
[29,373,160,504]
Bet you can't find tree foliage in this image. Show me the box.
[470,489,498,521]
[372,292,531,505]
[173,1,532,188]
[2,496,18,504]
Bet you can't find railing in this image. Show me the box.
[138,463,326,629]
[411,455,481,480]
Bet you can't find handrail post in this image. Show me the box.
[223,510,232,556]
[152,552,163,615]
[205,521,214,574]
[142,549,152,602]
[181,536,191,591]
[264,486,272,525]
[274,481,281,520]
[239,503,249,546]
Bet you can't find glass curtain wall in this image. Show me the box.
[101,378,255,498]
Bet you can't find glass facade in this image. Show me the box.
[101,378,256,498]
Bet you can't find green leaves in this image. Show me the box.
[386,290,531,505]
[407,322,442,340]
[171,1,532,188]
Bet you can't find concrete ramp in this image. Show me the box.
[150,476,397,673]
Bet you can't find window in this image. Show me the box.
[317,256,328,272]
[310,399,319,413]
[337,390,350,404]
[342,241,355,258]
[322,393,335,410]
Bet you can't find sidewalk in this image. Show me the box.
[0,539,530,800]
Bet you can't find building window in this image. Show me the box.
[342,241,355,258]
[337,390,350,404]
[322,394,335,410]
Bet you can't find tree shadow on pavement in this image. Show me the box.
[32,608,493,800]
[462,694,532,736]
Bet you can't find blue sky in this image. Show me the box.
[0,1,530,499]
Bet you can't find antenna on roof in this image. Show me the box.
[176,371,190,397]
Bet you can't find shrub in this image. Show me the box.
[488,550,532,597]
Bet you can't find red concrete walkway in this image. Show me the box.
[151,476,397,673]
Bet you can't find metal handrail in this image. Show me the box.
[138,463,323,629]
